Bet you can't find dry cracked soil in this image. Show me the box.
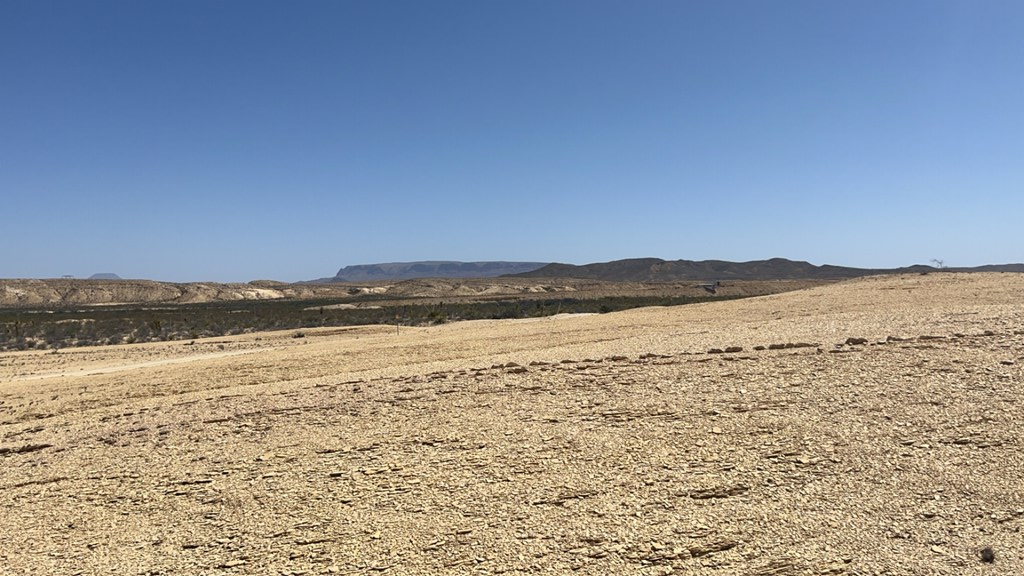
[1,273,1022,576]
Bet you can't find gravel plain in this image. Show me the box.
[1,273,1022,575]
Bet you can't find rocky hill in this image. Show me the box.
[0,277,821,309]
[0,279,349,308]
[510,257,1024,281]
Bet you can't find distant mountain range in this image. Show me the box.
[310,258,1024,283]
[320,261,548,282]
[88,273,122,280]
[507,258,1024,282]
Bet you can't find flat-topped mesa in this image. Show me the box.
[332,261,548,282]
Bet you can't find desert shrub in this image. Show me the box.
[0,293,738,351]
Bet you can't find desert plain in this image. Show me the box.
[1,273,1022,575]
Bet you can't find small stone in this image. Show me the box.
[980,546,995,563]
[711,427,723,434]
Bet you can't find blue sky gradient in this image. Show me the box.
[2,1,1021,281]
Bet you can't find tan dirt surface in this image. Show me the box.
[1,273,1022,575]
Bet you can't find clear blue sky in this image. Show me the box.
[2,1,1021,282]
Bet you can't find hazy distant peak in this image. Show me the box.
[88,273,122,280]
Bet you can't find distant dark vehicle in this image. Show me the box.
[698,281,721,294]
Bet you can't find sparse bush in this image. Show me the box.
[0,293,737,351]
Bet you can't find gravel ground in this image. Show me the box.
[1,273,1021,575]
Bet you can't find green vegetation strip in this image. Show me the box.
[0,294,741,351]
